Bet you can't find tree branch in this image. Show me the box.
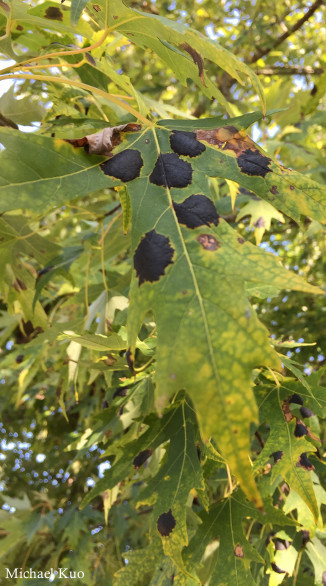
[255,66,324,76]
[250,0,325,63]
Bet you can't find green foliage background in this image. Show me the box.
[0,0,325,584]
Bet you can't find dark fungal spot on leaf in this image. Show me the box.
[149,153,192,188]
[271,563,287,575]
[112,387,129,399]
[170,130,206,157]
[254,216,265,228]
[133,449,153,469]
[179,43,207,87]
[294,422,308,437]
[85,53,96,66]
[300,406,314,418]
[13,278,27,292]
[237,149,272,177]
[238,237,245,244]
[234,545,244,558]
[271,451,283,463]
[290,185,295,190]
[157,510,176,537]
[289,393,303,405]
[270,185,279,194]
[298,452,314,470]
[125,348,135,374]
[93,4,101,11]
[44,6,63,20]
[173,194,219,228]
[301,530,310,547]
[101,149,143,182]
[134,230,174,285]
[197,234,219,251]
[274,539,290,551]
[16,354,24,364]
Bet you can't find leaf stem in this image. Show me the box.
[0,73,151,125]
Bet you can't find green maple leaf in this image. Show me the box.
[236,197,285,244]
[254,385,320,520]
[1,115,324,507]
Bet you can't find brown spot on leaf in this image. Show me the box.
[157,510,176,536]
[16,24,24,31]
[290,185,295,190]
[237,237,245,244]
[173,194,219,228]
[179,42,207,87]
[133,449,153,469]
[196,126,255,154]
[134,230,174,285]
[234,545,244,558]
[13,278,27,291]
[16,354,24,364]
[0,1,10,12]
[93,4,101,11]
[197,234,219,251]
[270,185,279,194]
[170,130,205,157]
[44,6,63,20]
[66,124,141,156]
[233,428,238,434]
[150,153,192,188]
[113,14,118,19]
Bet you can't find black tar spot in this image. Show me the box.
[274,539,290,551]
[157,510,176,537]
[170,130,206,157]
[173,194,219,229]
[133,449,153,469]
[237,149,272,177]
[112,387,129,399]
[271,563,286,575]
[271,451,283,463]
[294,422,308,437]
[101,149,143,182]
[298,452,314,470]
[125,348,134,373]
[134,230,174,285]
[301,530,310,547]
[289,393,303,405]
[44,7,63,20]
[300,406,314,418]
[270,185,279,194]
[16,354,24,364]
[149,153,192,188]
